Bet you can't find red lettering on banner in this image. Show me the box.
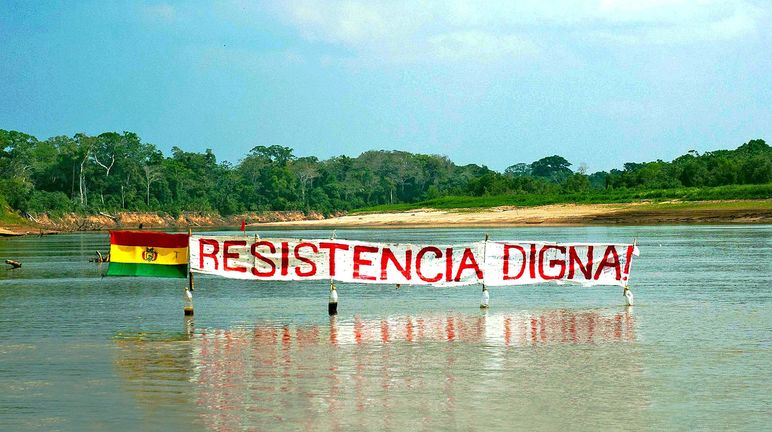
[445,248,453,282]
[194,237,635,286]
[538,245,566,280]
[294,242,318,277]
[454,248,483,281]
[280,242,290,276]
[223,240,247,273]
[622,245,634,282]
[319,242,349,276]
[594,246,621,280]
[250,241,276,277]
[353,245,378,281]
[416,247,443,283]
[380,248,412,280]
[503,244,527,280]
[568,246,593,280]
[199,239,220,270]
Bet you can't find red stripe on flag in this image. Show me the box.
[110,230,190,248]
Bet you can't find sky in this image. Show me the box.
[1,0,770,172]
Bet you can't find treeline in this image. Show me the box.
[0,129,769,216]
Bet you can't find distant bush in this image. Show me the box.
[25,191,74,217]
[353,184,772,213]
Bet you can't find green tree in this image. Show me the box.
[504,163,531,177]
[530,155,572,183]
[563,173,591,192]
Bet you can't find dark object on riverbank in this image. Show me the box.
[89,251,110,263]
[5,259,22,269]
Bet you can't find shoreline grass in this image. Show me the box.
[352,184,772,214]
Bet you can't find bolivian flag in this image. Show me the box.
[107,231,189,278]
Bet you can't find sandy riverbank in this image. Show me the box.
[2,201,770,236]
[253,200,772,229]
[0,228,26,236]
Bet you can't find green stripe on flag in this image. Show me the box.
[107,262,188,278]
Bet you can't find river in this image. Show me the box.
[0,225,769,431]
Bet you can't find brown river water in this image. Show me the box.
[0,225,769,431]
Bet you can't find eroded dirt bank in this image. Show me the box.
[1,211,326,235]
[1,201,770,236]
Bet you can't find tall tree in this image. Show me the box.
[530,155,572,182]
[291,157,320,206]
[142,164,162,206]
[73,133,96,206]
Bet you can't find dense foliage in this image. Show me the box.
[0,129,769,217]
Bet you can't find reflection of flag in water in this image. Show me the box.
[107,230,189,278]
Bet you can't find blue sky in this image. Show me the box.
[1,0,769,172]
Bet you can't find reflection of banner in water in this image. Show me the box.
[190,236,639,287]
[112,309,642,431]
[188,310,637,430]
[190,311,634,350]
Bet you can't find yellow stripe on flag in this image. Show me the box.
[110,245,189,265]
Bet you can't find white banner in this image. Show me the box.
[189,236,639,287]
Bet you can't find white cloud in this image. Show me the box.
[279,1,420,46]
[589,2,764,44]
[265,0,766,62]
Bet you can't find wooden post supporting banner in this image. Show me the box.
[623,286,634,307]
[184,274,195,315]
[188,268,195,292]
[480,234,490,308]
[185,228,194,316]
[328,281,338,315]
[623,238,637,306]
[328,230,338,316]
